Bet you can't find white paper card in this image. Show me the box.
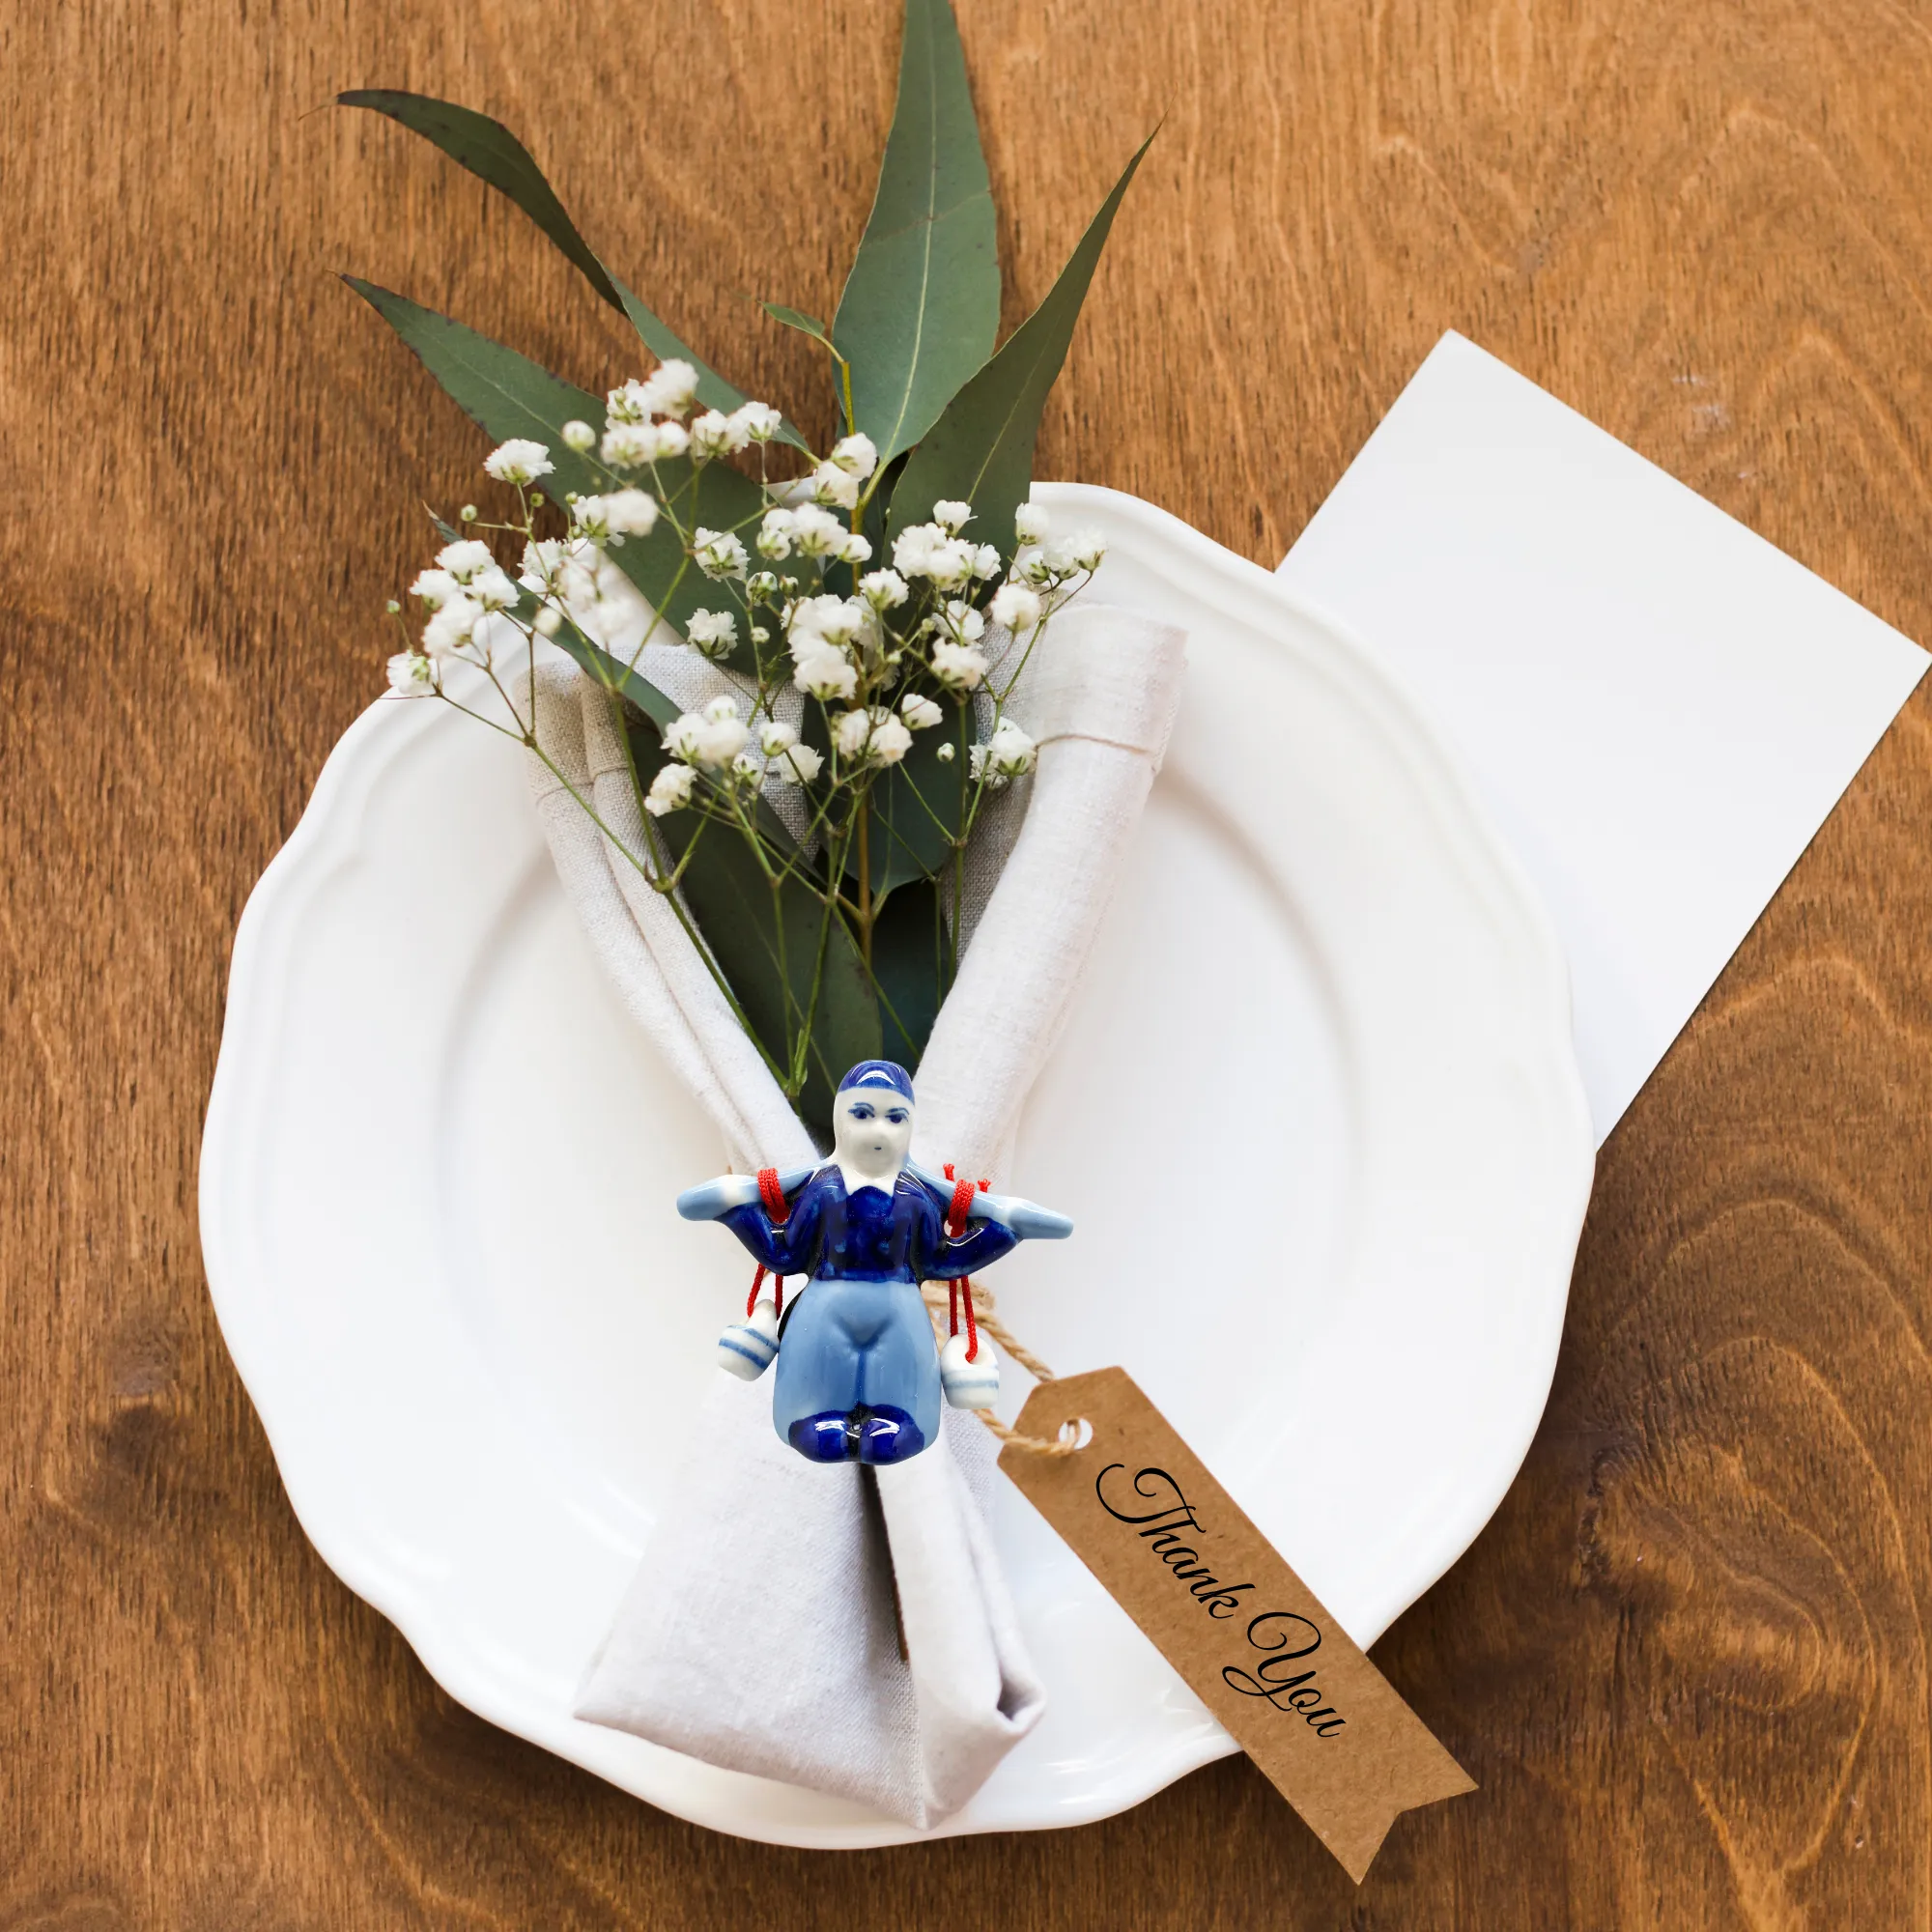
[1278,331,1929,1142]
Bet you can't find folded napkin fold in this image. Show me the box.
[522,597,1186,1826]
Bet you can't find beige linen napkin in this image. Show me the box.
[521,595,1186,1826]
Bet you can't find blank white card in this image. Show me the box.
[1278,331,1930,1143]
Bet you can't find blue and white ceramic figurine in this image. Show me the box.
[676,1061,1073,1465]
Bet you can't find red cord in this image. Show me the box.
[758,1167,790,1221]
[941,1163,989,1362]
[746,1167,792,1318]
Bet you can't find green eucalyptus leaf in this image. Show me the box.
[344,277,766,653]
[833,0,999,463]
[622,710,878,1139]
[339,90,807,447]
[844,704,972,896]
[348,273,607,477]
[763,302,841,361]
[546,623,681,732]
[341,89,624,306]
[888,131,1153,553]
[869,877,947,1066]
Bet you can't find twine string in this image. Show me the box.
[920,1276,1085,1458]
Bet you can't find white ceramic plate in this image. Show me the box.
[200,483,1593,1847]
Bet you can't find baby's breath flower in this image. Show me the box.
[1068,528,1108,571]
[645,763,696,816]
[667,696,750,768]
[838,533,873,566]
[605,488,660,537]
[730,400,783,444]
[859,568,909,611]
[572,496,613,541]
[518,538,564,597]
[869,715,913,764]
[561,419,598,453]
[691,409,749,459]
[935,740,956,762]
[639,359,699,419]
[386,650,434,694]
[653,421,692,460]
[600,422,659,469]
[422,594,482,661]
[459,503,479,523]
[976,716,1037,782]
[835,707,911,765]
[900,692,944,730]
[970,543,1002,580]
[437,540,497,583]
[831,708,868,757]
[759,721,799,756]
[730,750,762,781]
[810,462,861,511]
[788,593,867,652]
[751,624,770,645]
[830,432,879,478]
[755,508,796,560]
[693,528,750,579]
[893,523,975,587]
[746,570,781,603]
[685,609,738,659]
[410,566,461,610]
[790,503,846,557]
[793,646,859,702]
[932,498,973,533]
[607,380,653,425]
[484,438,553,485]
[1013,501,1051,545]
[929,639,988,692]
[533,606,563,638]
[938,598,987,643]
[469,564,520,612]
[990,582,1042,633]
[771,740,824,784]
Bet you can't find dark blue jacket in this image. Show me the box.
[721,1166,1017,1284]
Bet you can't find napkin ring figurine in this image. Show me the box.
[677,1060,1072,1465]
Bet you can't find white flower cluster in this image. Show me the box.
[810,432,879,510]
[403,537,521,668]
[385,434,1083,911]
[890,518,1000,592]
[569,488,659,543]
[483,438,554,487]
[758,719,823,785]
[969,716,1037,787]
[758,503,865,565]
[594,362,782,474]
[1009,503,1107,589]
[647,695,828,815]
[786,593,867,701]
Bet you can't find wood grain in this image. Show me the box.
[4,0,1931,1922]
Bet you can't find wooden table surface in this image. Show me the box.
[8,0,1932,1923]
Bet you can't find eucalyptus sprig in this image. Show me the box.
[344,0,1151,1139]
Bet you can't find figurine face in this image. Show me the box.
[832,1084,914,1181]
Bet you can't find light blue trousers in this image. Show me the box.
[772,1276,942,1447]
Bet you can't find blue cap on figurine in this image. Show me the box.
[838,1059,914,1099]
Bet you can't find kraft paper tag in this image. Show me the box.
[999,1367,1475,1882]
